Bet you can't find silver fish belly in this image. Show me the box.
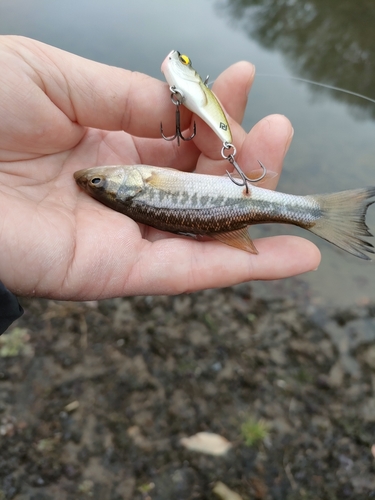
[74,165,375,259]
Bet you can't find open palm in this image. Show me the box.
[0,36,320,300]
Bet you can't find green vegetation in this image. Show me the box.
[138,482,155,494]
[0,328,32,357]
[241,417,270,447]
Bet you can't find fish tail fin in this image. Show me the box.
[309,187,375,260]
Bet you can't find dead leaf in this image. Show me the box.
[213,481,243,500]
[180,432,232,456]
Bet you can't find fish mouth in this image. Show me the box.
[74,169,87,181]
[161,50,178,73]
[74,169,90,187]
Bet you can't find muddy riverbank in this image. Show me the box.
[1,282,375,499]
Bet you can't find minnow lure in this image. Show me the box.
[161,50,232,144]
[161,50,267,188]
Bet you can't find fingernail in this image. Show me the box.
[246,63,256,96]
[284,126,294,154]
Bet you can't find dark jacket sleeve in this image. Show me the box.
[0,281,23,334]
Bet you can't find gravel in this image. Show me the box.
[1,282,375,499]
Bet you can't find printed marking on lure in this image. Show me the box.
[161,50,233,144]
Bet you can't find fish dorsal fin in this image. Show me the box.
[211,227,258,254]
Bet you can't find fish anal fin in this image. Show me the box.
[211,227,258,254]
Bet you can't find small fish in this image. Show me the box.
[74,165,375,260]
[161,50,232,144]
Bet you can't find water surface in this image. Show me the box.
[1,0,374,306]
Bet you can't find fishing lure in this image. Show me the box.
[161,50,266,192]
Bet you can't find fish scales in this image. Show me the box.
[74,164,375,259]
[118,173,321,234]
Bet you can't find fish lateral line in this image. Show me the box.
[74,165,375,261]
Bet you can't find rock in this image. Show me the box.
[327,361,344,388]
[269,348,287,366]
[168,389,196,420]
[325,318,375,352]
[361,345,375,369]
[289,339,317,356]
[173,295,192,315]
[127,426,153,452]
[360,397,375,422]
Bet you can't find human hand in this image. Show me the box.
[0,36,320,299]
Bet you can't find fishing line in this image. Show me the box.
[208,74,375,105]
[256,74,375,105]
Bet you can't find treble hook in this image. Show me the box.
[221,143,267,194]
[160,87,196,146]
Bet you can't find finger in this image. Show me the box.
[157,60,254,146]
[122,236,321,296]
[0,38,85,157]
[11,37,187,138]
[211,61,255,125]
[132,134,201,172]
[186,63,254,164]
[236,114,294,190]
[131,62,255,170]
[195,113,294,186]
[27,35,254,147]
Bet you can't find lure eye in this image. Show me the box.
[90,177,103,186]
[179,54,190,65]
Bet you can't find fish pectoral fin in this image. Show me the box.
[145,170,171,191]
[210,228,258,254]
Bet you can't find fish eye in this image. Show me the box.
[179,54,190,65]
[90,177,103,186]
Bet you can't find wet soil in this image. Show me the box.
[1,281,375,500]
